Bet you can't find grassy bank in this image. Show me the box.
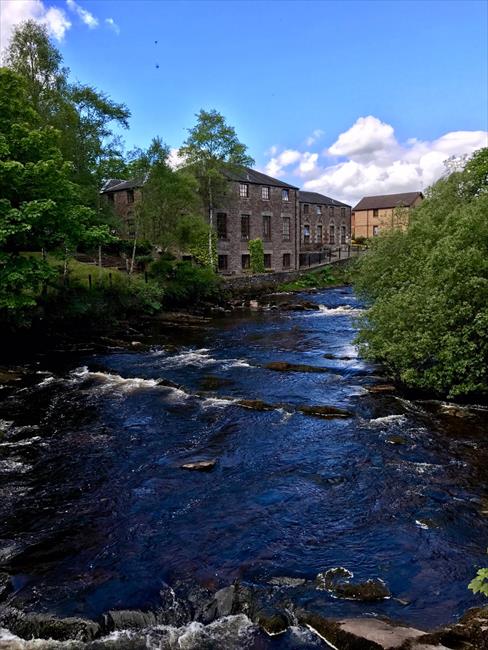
[277,263,354,292]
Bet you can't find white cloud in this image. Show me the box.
[66,0,98,28]
[167,148,185,170]
[306,129,324,147]
[0,0,71,49]
[263,116,488,205]
[105,17,120,35]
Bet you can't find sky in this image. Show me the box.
[1,0,487,205]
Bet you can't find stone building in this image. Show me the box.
[215,168,299,274]
[100,178,142,238]
[352,191,423,239]
[298,191,352,250]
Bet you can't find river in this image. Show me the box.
[1,286,487,648]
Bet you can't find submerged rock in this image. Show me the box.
[265,361,330,373]
[199,583,256,624]
[255,607,289,635]
[268,576,306,588]
[316,568,390,601]
[200,375,232,391]
[279,301,320,311]
[323,353,355,360]
[181,460,217,472]
[386,435,407,445]
[298,405,353,419]
[367,384,396,394]
[157,378,182,389]
[102,609,159,633]
[0,573,12,600]
[0,607,100,642]
[237,399,276,411]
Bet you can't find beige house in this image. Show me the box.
[352,192,423,239]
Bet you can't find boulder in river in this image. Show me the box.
[298,405,353,419]
[237,399,276,411]
[0,607,100,642]
[255,606,289,635]
[265,361,329,373]
[367,384,397,394]
[199,582,256,624]
[268,576,307,588]
[200,375,232,391]
[316,568,390,601]
[157,378,182,389]
[181,460,217,472]
[0,573,12,601]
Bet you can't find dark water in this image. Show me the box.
[1,287,488,647]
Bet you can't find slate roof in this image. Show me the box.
[224,166,299,190]
[299,191,350,208]
[100,178,142,193]
[353,192,423,211]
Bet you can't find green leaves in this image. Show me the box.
[249,239,265,274]
[469,569,488,597]
[353,148,488,398]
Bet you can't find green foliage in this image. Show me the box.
[176,214,216,267]
[469,569,488,597]
[353,148,488,398]
[279,265,347,292]
[150,259,221,308]
[248,238,265,273]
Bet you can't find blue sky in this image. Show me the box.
[2,0,488,203]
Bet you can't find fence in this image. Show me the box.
[298,245,364,269]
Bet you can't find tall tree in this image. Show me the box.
[179,109,254,266]
[0,69,105,323]
[5,20,130,208]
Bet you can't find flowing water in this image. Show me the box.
[1,287,488,648]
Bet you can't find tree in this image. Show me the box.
[0,69,97,323]
[179,109,254,267]
[353,148,488,398]
[5,20,130,209]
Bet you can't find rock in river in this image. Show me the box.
[265,361,330,373]
[298,405,353,419]
[181,460,217,472]
[237,399,276,411]
[316,567,390,601]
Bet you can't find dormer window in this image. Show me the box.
[261,186,270,200]
[240,183,249,198]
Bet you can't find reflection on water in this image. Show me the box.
[0,287,488,645]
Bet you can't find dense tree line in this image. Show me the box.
[0,21,252,326]
[354,148,488,398]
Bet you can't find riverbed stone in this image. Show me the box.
[199,583,256,624]
[101,609,158,633]
[157,378,182,389]
[268,576,307,588]
[255,607,289,635]
[237,399,276,411]
[199,375,231,391]
[265,361,330,373]
[0,607,100,642]
[298,405,353,419]
[181,460,216,472]
[0,573,11,601]
[316,568,390,601]
[368,384,397,394]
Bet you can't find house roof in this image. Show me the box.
[353,192,423,211]
[299,190,350,208]
[100,178,142,193]
[224,166,299,190]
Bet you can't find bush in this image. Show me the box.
[249,238,265,274]
[353,148,488,398]
[150,260,222,308]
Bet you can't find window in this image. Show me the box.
[316,205,322,215]
[373,208,379,217]
[241,214,250,240]
[263,215,271,241]
[262,186,270,200]
[303,204,309,215]
[329,206,334,217]
[341,225,346,244]
[218,255,228,271]
[282,253,291,269]
[127,189,134,203]
[217,212,227,239]
[373,225,379,236]
[329,223,335,244]
[282,217,290,241]
[317,224,323,243]
[341,207,346,218]
[241,254,250,270]
[240,183,249,198]
[303,224,310,244]
[264,254,272,269]
[282,189,289,202]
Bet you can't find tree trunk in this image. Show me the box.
[98,244,102,281]
[207,177,214,268]
[63,246,69,284]
[129,232,138,275]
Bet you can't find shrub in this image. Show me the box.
[249,238,265,274]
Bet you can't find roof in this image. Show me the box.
[224,166,299,190]
[299,190,350,208]
[100,178,142,193]
[353,192,423,211]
